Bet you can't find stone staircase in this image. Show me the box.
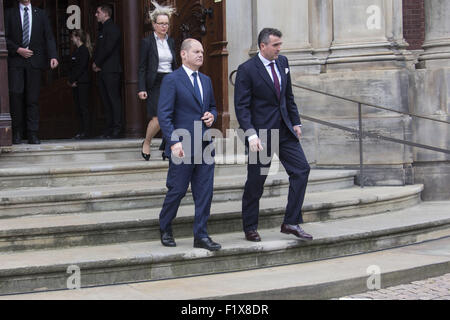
[0,139,448,297]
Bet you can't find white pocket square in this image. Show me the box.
[285,68,290,74]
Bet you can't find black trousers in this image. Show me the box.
[73,83,90,135]
[8,63,42,134]
[98,72,122,135]
[242,121,311,232]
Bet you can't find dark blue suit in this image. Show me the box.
[234,54,311,232]
[157,67,218,239]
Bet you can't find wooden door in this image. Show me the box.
[37,0,80,139]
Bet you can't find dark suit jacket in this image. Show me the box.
[93,19,122,73]
[234,54,301,140]
[4,6,58,70]
[138,35,177,92]
[158,67,218,157]
[69,44,90,84]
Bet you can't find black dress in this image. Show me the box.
[69,44,91,136]
[138,35,177,120]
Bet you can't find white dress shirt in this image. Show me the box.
[258,52,282,91]
[20,3,33,46]
[155,33,173,73]
[182,64,204,101]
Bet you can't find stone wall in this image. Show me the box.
[226,0,449,200]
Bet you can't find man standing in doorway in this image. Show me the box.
[93,4,123,139]
[5,0,59,145]
[234,28,313,243]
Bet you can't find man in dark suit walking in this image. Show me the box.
[157,38,221,252]
[5,0,59,145]
[234,28,313,243]
[93,4,123,139]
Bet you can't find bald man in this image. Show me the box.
[157,39,221,252]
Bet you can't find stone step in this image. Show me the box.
[0,201,448,296]
[0,185,423,252]
[3,236,449,300]
[0,139,162,165]
[0,170,358,219]
[0,157,253,189]
[0,138,244,166]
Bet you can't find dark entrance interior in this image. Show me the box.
[2,0,228,139]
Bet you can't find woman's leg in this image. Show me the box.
[142,117,160,155]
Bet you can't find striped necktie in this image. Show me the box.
[22,7,30,48]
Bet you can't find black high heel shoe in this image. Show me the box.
[141,141,151,161]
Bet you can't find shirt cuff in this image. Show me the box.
[248,134,259,142]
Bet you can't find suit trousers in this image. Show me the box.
[159,158,215,239]
[8,62,42,134]
[73,84,90,135]
[242,121,311,232]
[98,72,122,135]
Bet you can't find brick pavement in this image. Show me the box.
[339,273,450,300]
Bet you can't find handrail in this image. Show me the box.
[292,83,450,125]
[229,70,450,188]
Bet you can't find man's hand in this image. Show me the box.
[17,47,33,59]
[294,126,303,140]
[249,137,264,153]
[201,112,215,128]
[92,63,101,72]
[171,142,185,158]
[138,91,148,100]
[50,59,59,69]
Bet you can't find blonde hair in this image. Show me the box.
[149,1,175,23]
[71,29,93,57]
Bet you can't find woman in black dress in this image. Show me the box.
[138,2,177,160]
[69,29,92,140]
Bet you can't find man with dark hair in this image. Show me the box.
[93,4,123,139]
[5,0,59,145]
[234,28,313,243]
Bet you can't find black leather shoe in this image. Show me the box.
[12,132,22,145]
[28,133,41,145]
[160,230,176,247]
[194,237,222,251]
[141,141,151,161]
[281,224,313,241]
[245,231,262,242]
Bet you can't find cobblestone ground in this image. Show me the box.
[338,273,450,300]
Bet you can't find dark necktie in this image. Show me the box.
[192,72,203,106]
[22,7,30,48]
[269,62,281,100]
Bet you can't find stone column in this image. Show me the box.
[122,0,145,138]
[250,0,320,74]
[414,0,450,200]
[328,0,410,70]
[0,0,11,148]
[309,0,333,66]
[420,0,450,67]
